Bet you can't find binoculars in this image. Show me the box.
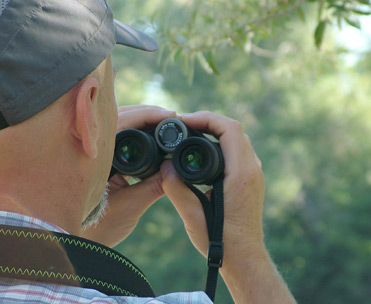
[111,118,224,185]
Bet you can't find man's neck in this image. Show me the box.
[0,193,82,235]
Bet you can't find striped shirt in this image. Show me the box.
[0,211,212,303]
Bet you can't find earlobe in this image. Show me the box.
[72,78,100,159]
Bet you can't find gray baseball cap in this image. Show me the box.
[0,0,158,129]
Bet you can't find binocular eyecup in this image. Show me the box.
[111,118,224,185]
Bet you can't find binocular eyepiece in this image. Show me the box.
[111,118,224,185]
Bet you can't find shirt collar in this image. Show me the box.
[0,211,68,233]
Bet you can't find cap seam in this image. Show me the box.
[0,0,46,102]
[0,0,46,58]
[8,3,111,110]
[75,0,107,20]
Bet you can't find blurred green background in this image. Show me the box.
[109,1,371,303]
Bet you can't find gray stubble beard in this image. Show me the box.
[81,183,109,229]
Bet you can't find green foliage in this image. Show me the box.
[151,0,370,79]
[110,0,371,303]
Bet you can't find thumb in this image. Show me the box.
[112,171,165,219]
[89,171,165,247]
[161,161,209,256]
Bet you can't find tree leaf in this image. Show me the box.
[356,0,370,5]
[196,52,213,74]
[173,48,183,62]
[295,7,306,23]
[314,20,327,49]
[349,8,371,16]
[187,52,196,84]
[206,51,220,75]
[156,42,166,66]
[344,17,361,29]
[232,37,245,51]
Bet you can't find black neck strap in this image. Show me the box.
[186,175,224,302]
[0,225,155,297]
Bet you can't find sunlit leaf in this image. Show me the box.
[196,52,213,74]
[206,51,220,75]
[349,7,371,15]
[344,17,361,29]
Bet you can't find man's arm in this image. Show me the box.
[220,246,296,303]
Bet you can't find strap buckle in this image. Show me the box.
[207,241,224,268]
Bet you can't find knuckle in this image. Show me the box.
[229,119,243,133]
[199,110,212,115]
[232,163,264,193]
[255,155,262,168]
[247,165,264,184]
[149,176,165,198]
[197,110,213,118]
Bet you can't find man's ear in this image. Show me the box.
[72,77,100,159]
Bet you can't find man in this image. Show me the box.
[0,0,296,303]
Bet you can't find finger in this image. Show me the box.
[108,174,130,193]
[117,107,176,131]
[160,161,209,254]
[114,172,164,213]
[255,153,262,168]
[83,172,165,247]
[117,104,164,114]
[180,111,256,176]
[109,173,129,186]
[180,111,248,147]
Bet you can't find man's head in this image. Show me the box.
[0,0,157,129]
[0,0,157,231]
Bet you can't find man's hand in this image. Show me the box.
[161,111,296,304]
[81,105,176,247]
[161,111,265,262]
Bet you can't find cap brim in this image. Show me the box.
[114,20,158,52]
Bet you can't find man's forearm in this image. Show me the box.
[220,247,296,304]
